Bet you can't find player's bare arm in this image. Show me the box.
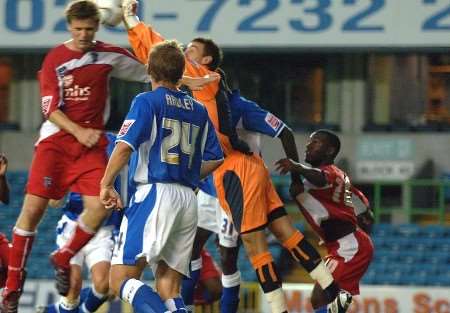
[181,74,220,91]
[48,110,101,148]
[100,142,132,209]
[200,159,224,180]
[275,158,327,187]
[278,127,302,182]
[0,154,10,205]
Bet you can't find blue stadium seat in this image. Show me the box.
[395,224,422,238]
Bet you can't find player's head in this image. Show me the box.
[305,129,341,166]
[65,0,100,52]
[185,38,223,70]
[148,40,185,85]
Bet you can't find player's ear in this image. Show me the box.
[201,55,213,67]
[326,147,335,158]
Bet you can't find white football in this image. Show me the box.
[96,0,123,27]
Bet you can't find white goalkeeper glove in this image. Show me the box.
[122,0,140,29]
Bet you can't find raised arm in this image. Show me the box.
[122,0,165,64]
[275,159,327,187]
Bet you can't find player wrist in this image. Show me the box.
[122,0,140,29]
[123,15,140,29]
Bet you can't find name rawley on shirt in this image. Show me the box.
[165,94,193,111]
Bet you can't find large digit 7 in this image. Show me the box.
[290,0,332,32]
[161,118,200,169]
[197,0,227,32]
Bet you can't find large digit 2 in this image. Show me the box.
[54,0,70,32]
[423,2,450,30]
[290,0,332,32]
[6,0,44,32]
[161,118,181,165]
[342,0,385,32]
[161,118,200,168]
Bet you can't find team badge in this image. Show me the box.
[43,176,53,189]
[41,96,53,115]
[265,113,281,130]
[118,119,135,137]
[63,75,74,87]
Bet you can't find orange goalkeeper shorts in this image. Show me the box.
[214,153,284,234]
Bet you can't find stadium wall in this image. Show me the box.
[18,280,450,313]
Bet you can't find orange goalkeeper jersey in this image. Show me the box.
[128,23,233,155]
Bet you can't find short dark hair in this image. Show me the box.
[65,0,100,24]
[148,40,185,84]
[315,129,341,159]
[192,37,223,70]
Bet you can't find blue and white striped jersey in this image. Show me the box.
[118,87,223,190]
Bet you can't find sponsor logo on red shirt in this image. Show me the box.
[265,113,281,130]
[118,119,135,137]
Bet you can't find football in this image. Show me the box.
[96,0,123,27]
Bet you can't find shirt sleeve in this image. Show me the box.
[201,116,224,162]
[321,165,337,186]
[351,186,370,215]
[116,93,155,151]
[235,93,286,137]
[127,22,165,65]
[39,53,62,118]
[110,47,150,83]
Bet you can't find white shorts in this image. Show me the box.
[197,190,239,248]
[111,183,198,276]
[56,215,114,269]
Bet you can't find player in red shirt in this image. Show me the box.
[0,154,11,290]
[193,250,222,306]
[1,2,150,312]
[275,129,374,311]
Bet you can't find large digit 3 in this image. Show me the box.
[161,118,200,168]
[290,0,332,32]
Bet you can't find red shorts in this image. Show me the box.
[0,232,10,288]
[199,250,220,281]
[26,131,108,199]
[324,229,373,295]
[194,250,221,304]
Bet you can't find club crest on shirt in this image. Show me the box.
[118,119,135,137]
[41,96,53,115]
[63,75,74,87]
[43,176,53,189]
[265,113,281,130]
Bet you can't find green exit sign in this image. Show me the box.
[357,138,415,161]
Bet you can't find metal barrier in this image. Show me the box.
[373,179,450,223]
